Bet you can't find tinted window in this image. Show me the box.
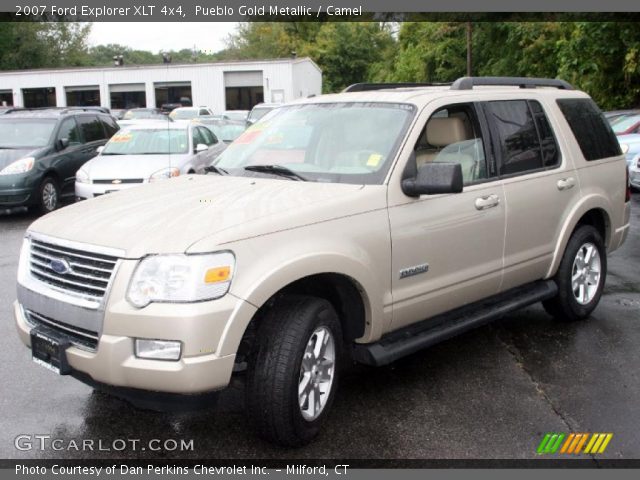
[486,100,542,175]
[192,127,205,148]
[199,109,209,116]
[56,118,82,146]
[100,115,119,138]
[529,101,559,167]
[557,98,621,161]
[76,115,105,142]
[198,126,217,145]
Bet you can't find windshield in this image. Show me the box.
[612,114,640,133]
[102,128,188,155]
[202,122,246,142]
[214,102,415,184]
[0,118,56,148]
[170,109,198,120]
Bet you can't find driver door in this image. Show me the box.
[52,117,86,195]
[387,101,506,331]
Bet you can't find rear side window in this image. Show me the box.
[76,115,105,142]
[556,98,621,161]
[100,115,119,138]
[485,100,543,175]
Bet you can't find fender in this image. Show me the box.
[545,193,612,279]
[215,238,389,357]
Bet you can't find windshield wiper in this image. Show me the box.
[101,152,126,155]
[244,165,308,181]
[204,164,228,175]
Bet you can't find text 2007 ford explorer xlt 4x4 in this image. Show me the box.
[15,77,631,446]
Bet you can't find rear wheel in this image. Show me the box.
[245,295,342,446]
[543,225,606,321]
[32,176,60,214]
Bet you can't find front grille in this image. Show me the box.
[29,239,118,300]
[93,179,143,184]
[25,309,99,350]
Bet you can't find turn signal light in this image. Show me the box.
[204,266,231,283]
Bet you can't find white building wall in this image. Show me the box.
[0,58,322,111]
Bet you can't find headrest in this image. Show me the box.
[426,117,468,147]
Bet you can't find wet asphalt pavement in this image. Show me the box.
[0,196,638,461]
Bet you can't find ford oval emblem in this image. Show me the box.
[49,258,71,275]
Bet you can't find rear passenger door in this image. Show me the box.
[482,99,580,289]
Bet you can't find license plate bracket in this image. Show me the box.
[30,326,71,375]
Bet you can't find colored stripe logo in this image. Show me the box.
[537,433,613,454]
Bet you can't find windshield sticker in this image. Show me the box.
[110,133,132,143]
[366,153,383,167]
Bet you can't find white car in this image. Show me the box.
[618,134,640,190]
[169,106,214,123]
[75,122,227,199]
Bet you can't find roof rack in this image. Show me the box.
[450,76,574,91]
[343,82,450,92]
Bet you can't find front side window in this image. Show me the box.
[198,127,217,145]
[485,100,543,175]
[214,102,415,185]
[0,118,57,148]
[102,128,189,155]
[56,118,82,146]
[413,103,489,185]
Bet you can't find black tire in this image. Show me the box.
[245,295,342,447]
[32,176,61,214]
[543,225,607,322]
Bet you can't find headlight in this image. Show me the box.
[0,157,35,175]
[149,167,180,182]
[76,168,90,184]
[127,252,235,308]
[620,143,629,154]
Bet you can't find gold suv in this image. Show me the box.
[15,77,631,446]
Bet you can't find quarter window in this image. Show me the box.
[556,98,621,161]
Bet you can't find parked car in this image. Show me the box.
[0,108,118,213]
[610,112,640,135]
[160,103,183,114]
[219,110,249,122]
[604,109,638,123]
[75,122,226,199]
[111,109,126,120]
[619,134,640,190]
[194,117,246,143]
[118,108,171,128]
[246,103,279,126]
[14,77,630,447]
[169,106,214,123]
[0,106,22,115]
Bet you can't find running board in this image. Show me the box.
[353,280,558,367]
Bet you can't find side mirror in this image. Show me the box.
[402,162,463,197]
[96,146,104,154]
[195,143,208,153]
[56,138,69,151]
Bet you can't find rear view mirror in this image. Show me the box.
[56,138,69,151]
[195,143,208,153]
[402,162,463,197]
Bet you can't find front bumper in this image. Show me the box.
[0,175,36,207]
[75,181,143,200]
[15,258,257,394]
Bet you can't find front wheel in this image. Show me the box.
[32,176,60,214]
[245,295,342,446]
[543,225,607,321]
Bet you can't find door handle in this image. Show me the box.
[475,194,500,210]
[557,177,576,191]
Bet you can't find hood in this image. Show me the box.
[85,154,190,180]
[0,148,40,170]
[29,175,383,258]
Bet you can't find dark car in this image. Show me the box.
[0,108,119,213]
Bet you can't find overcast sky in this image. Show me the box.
[89,23,239,54]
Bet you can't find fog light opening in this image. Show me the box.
[135,339,182,361]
